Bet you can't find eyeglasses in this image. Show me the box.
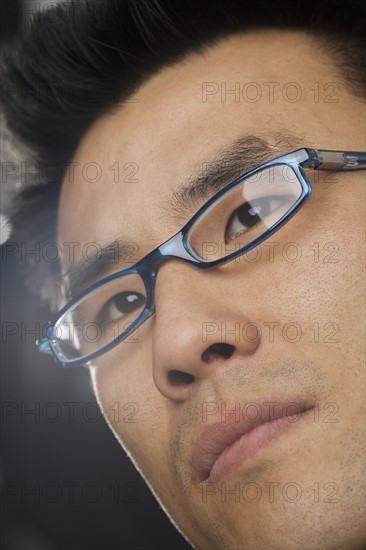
[38,148,366,367]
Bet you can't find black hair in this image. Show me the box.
[1,0,365,307]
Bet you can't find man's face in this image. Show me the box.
[58,31,365,549]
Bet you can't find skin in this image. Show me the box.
[58,31,365,549]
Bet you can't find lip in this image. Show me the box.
[191,397,314,483]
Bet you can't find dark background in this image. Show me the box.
[1,2,192,549]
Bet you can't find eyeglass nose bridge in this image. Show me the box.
[137,230,202,316]
[137,227,213,330]
[141,230,201,279]
[158,231,200,263]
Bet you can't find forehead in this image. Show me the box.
[57,30,351,259]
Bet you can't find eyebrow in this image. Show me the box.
[63,131,304,300]
[167,132,298,217]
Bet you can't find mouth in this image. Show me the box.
[191,397,314,483]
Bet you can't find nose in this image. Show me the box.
[151,260,261,402]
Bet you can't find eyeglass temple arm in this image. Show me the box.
[302,149,366,171]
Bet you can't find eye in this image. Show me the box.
[225,195,290,242]
[98,291,146,324]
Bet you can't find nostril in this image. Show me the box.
[201,342,235,363]
[168,370,195,386]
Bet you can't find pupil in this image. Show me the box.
[237,202,261,228]
[116,292,145,314]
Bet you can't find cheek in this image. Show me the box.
[310,181,365,319]
[90,343,170,463]
[287,176,364,307]
[282,220,363,331]
[242,176,365,357]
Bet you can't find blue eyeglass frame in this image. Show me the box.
[38,147,366,367]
